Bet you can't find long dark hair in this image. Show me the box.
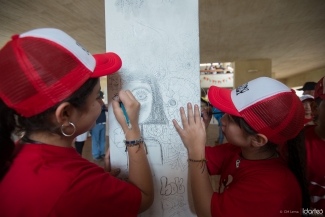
[231,115,310,211]
[0,78,99,181]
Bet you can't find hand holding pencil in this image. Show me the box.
[201,105,213,129]
[112,90,141,139]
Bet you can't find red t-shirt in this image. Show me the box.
[304,117,313,125]
[305,125,325,210]
[0,144,141,217]
[206,143,302,217]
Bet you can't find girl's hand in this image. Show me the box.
[201,107,212,129]
[173,103,207,154]
[112,90,140,133]
[104,148,121,177]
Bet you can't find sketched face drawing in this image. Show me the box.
[111,76,119,88]
[128,80,153,124]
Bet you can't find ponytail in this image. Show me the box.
[0,99,17,181]
[285,129,310,211]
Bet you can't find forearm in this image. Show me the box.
[188,150,213,217]
[125,127,154,212]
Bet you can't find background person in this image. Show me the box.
[299,94,315,125]
[90,91,108,161]
[0,28,153,216]
[74,131,88,155]
[305,76,325,211]
[298,81,317,96]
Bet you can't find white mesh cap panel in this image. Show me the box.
[231,77,291,112]
[20,28,95,72]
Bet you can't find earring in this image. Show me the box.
[61,122,76,137]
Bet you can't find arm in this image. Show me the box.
[112,90,153,213]
[103,148,121,177]
[104,104,108,111]
[173,103,213,217]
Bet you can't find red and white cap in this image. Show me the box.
[314,76,325,100]
[0,28,122,117]
[299,94,314,102]
[208,77,304,144]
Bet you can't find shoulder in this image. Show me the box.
[246,159,299,190]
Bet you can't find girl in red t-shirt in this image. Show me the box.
[0,28,153,217]
[173,77,310,217]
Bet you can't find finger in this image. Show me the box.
[187,103,194,125]
[112,99,123,117]
[124,90,136,101]
[117,90,128,102]
[194,104,200,123]
[112,93,120,101]
[179,107,189,128]
[202,112,210,120]
[200,117,207,133]
[104,148,111,172]
[105,147,110,159]
[109,168,121,177]
[172,119,183,134]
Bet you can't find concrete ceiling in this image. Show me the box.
[1,0,325,79]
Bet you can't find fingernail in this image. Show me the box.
[112,94,119,101]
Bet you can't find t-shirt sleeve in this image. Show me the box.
[205,143,234,175]
[50,165,141,217]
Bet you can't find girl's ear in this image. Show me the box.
[311,101,318,117]
[55,102,73,126]
[251,134,268,148]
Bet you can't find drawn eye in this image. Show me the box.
[168,99,177,107]
[132,88,150,102]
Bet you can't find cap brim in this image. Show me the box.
[208,86,240,117]
[297,88,304,91]
[299,94,314,102]
[91,52,122,77]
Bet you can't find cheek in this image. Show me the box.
[89,102,102,119]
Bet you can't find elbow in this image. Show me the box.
[196,211,212,217]
[138,192,154,213]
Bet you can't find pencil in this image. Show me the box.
[120,102,132,130]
